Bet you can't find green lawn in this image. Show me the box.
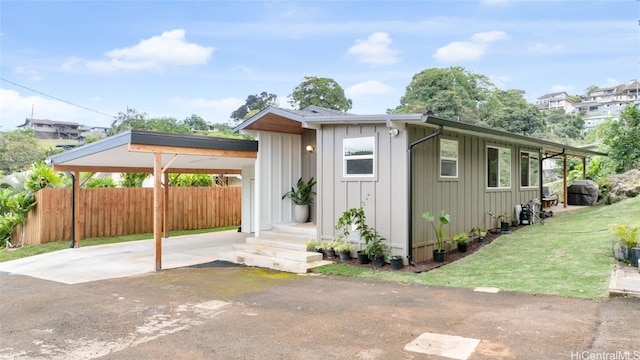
[0,226,237,263]
[314,196,640,299]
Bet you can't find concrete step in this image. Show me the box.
[233,243,323,263]
[269,223,317,236]
[217,251,332,274]
[246,236,308,252]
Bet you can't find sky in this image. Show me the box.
[1,0,638,130]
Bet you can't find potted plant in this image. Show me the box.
[453,232,469,253]
[363,228,387,268]
[334,203,373,265]
[497,213,510,232]
[422,210,450,262]
[510,215,519,227]
[305,239,317,252]
[388,254,404,270]
[470,227,487,242]
[334,241,355,261]
[611,224,640,267]
[281,177,316,223]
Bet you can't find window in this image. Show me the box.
[487,146,511,188]
[440,139,458,178]
[343,137,375,177]
[520,151,539,187]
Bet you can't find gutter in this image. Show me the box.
[407,115,443,264]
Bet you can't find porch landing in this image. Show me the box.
[217,223,332,274]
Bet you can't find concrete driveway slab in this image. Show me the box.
[0,230,248,284]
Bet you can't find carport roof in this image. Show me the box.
[46,130,258,174]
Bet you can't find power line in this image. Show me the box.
[0,77,115,118]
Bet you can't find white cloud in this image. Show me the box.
[62,29,214,73]
[433,31,508,63]
[528,43,565,54]
[470,31,508,43]
[433,41,486,62]
[347,32,399,66]
[14,67,43,81]
[345,80,393,98]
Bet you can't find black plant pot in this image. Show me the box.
[457,243,468,253]
[371,255,385,268]
[500,222,509,231]
[325,249,336,259]
[390,256,403,270]
[433,249,446,263]
[630,247,640,267]
[357,250,370,264]
[338,251,351,262]
[478,236,484,243]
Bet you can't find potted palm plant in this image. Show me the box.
[422,210,450,262]
[281,177,316,223]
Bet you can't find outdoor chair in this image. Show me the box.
[542,187,558,208]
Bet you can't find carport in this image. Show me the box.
[45,130,258,270]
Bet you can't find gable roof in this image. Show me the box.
[236,106,604,158]
[18,118,80,127]
[233,105,354,135]
[537,92,568,100]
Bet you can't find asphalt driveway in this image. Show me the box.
[1,265,639,359]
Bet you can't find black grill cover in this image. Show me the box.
[567,180,599,205]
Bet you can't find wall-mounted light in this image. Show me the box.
[389,128,400,137]
[306,145,315,153]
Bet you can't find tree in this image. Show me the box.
[231,92,278,123]
[584,85,598,96]
[25,161,64,193]
[0,130,46,175]
[119,173,150,187]
[183,114,209,131]
[392,67,494,123]
[108,108,190,135]
[289,76,352,112]
[541,109,584,140]
[600,105,640,173]
[479,89,545,135]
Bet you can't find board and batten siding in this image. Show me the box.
[255,131,302,231]
[317,124,408,258]
[409,124,539,262]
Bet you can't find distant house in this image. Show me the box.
[17,118,81,140]
[536,92,573,112]
[234,106,601,263]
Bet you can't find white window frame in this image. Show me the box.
[343,136,376,178]
[487,146,511,189]
[439,138,458,179]
[520,151,539,188]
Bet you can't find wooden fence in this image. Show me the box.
[15,186,241,245]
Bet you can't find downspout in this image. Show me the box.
[67,172,76,248]
[407,116,443,264]
[540,149,565,201]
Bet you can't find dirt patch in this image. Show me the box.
[323,227,514,272]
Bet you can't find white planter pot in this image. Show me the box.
[294,204,309,223]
